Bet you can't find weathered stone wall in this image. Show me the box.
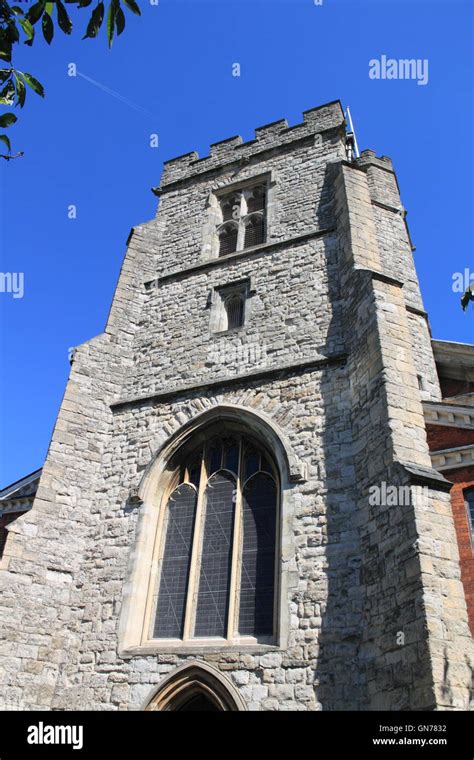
[0,100,472,711]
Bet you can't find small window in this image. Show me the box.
[211,281,249,334]
[224,294,244,330]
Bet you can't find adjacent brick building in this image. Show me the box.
[0,101,473,711]
[424,341,474,636]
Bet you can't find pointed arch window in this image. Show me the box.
[150,433,278,644]
[216,181,267,256]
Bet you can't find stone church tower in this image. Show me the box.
[1,100,473,711]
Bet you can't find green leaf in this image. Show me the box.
[0,112,17,128]
[83,1,104,39]
[115,5,125,35]
[27,0,46,25]
[0,0,13,19]
[10,6,24,16]
[56,0,72,34]
[42,12,53,43]
[18,17,34,42]
[106,0,119,47]
[14,72,26,107]
[78,0,93,6]
[45,1,54,14]
[0,79,15,105]
[0,69,11,83]
[0,40,12,62]
[0,133,11,152]
[22,71,45,97]
[5,20,20,43]
[123,0,140,15]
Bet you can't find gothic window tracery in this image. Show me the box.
[151,433,278,643]
[216,183,267,256]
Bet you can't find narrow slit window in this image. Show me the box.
[224,294,244,330]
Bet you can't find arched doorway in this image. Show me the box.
[144,662,246,712]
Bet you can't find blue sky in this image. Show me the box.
[0,0,473,486]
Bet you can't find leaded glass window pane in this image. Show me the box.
[194,471,236,637]
[154,483,197,638]
[207,441,222,475]
[224,441,239,474]
[244,450,260,480]
[239,473,276,636]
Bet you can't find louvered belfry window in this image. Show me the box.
[152,434,278,642]
[217,183,267,256]
[244,215,265,249]
[218,223,238,257]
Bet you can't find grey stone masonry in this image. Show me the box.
[0,100,472,711]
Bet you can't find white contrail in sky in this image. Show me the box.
[76,71,153,118]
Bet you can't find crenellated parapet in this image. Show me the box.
[155,100,345,189]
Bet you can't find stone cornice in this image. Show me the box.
[430,444,474,472]
[0,500,33,515]
[432,339,474,369]
[423,401,474,429]
[111,352,348,412]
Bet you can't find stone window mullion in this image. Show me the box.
[182,445,209,640]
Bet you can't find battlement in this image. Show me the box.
[156,100,345,190]
[356,149,394,173]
